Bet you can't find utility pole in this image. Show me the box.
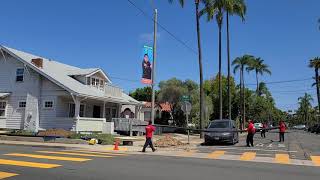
[151,8,157,125]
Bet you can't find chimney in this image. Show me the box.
[31,58,43,68]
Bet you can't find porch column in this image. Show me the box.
[135,105,139,119]
[117,104,122,118]
[71,95,81,132]
[102,101,106,120]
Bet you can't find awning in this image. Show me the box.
[0,93,11,98]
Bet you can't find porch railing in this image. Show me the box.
[105,84,122,97]
[112,118,147,135]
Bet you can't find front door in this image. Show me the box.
[93,105,101,118]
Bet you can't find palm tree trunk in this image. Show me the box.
[219,23,222,120]
[227,11,231,120]
[315,68,320,116]
[256,69,259,94]
[195,2,205,138]
[241,66,246,127]
[239,69,243,130]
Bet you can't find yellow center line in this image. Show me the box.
[240,152,256,161]
[275,154,290,164]
[310,156,320,166]
[62,150,127,156]
[36,151,113,158]
[208,151,225,159]
[0,172,18,179]
[0,159,61,169]
[4,153,91,162]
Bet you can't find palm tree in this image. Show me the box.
[232,54,254,129]
[168,0,205,137]
[201,0,228,120]
[225,0,246,120]
[246,57,271,93]
[298,93,313,125]
[309,57,320,115]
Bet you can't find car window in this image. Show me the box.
[209,121,230,128]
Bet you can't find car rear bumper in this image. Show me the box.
[205,135,233,143]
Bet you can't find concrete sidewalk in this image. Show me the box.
[0,133,203,153]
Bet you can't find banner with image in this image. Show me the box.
[141,45,153,84]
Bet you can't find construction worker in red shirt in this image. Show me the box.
[246,120,256,147]
[261,122,267,138]
[142,120,156,152]
[279,120,286,142]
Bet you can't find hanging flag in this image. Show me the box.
[141,46,153,84]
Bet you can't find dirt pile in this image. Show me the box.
[154,135,186,147]
[37,129,73,138]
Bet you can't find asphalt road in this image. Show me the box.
[0,130,319,180]
[197,129,320,160]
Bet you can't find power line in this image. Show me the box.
[126,0,198,54]
[246,78,313,86]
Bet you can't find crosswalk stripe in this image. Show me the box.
[275,154,290,164]
[36,151,113,158]
[0,159,61,168]
[180,150,196,157]
[310,156,320,166]
[240,152,256,161]
[207,151,225,159]
[0,172,18,179]
[4,153,91,162]
[62,150,127,156]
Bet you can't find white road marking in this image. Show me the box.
[256,143,264,147]
[278,144,286,148]
[267,143,273,148]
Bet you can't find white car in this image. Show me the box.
[254,123,263,132]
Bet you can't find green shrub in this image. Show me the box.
[9,130,35,136]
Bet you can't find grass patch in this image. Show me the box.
[69,133,115,145]
[8,130,36,136]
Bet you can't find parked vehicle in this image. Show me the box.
[310,124,320,133]
[204,119,239,145]
[292,124,306,130]
[254,123,263,132]
[315,125,320,134]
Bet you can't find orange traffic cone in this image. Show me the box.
[113,139,119,150]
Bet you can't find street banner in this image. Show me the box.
[141,45,153,84]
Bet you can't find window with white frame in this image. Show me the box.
[43,100,54,109]
[68,104,85,117]
[16,68,24,82]
[90,77,104,90]
[0,101,7,117]
[18,101,26,108]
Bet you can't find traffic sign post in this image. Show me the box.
[181,100,192,144]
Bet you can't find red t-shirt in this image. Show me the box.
[145,125,156,138]
[247,123,255,134]
[279,122,286,132]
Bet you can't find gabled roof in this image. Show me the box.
[0,45,140,105]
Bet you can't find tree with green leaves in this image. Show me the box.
[297,93,313,125]
[246,57,271,93]
[309,57,320,115]
[168,0,205,137]
[232,54,254,128]
[129,87,154,102]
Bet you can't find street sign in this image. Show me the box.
[181,95,191,102]
[181,101,192,115]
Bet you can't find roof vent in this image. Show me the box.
[31,58,43,68]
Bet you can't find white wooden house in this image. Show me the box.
[0,45,141,133]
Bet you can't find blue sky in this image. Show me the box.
[0,0,319,111]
